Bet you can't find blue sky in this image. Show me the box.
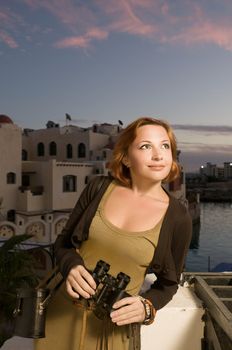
[1,0,232,172]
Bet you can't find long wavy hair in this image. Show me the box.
[108,117,180,187]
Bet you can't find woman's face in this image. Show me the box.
[125,124,173,184]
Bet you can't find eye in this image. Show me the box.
[161,143,170,149]
[139,144,152,150]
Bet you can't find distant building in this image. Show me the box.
[217,167,224,180]
[200,162,218,178]
[199,161,232,180]
[223,162,232,179]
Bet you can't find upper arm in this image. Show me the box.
[141,204,192,310]
[171,207,192,280]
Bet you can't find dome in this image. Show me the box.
[0,114,14,124]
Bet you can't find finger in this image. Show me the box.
[80,266,97,290]
[111,302,143,319]
[111,308,144,325]
[111,307,137,321]
[112,296,138,309]
[66,280,80,299]
[69,266,96,296]
[68,275,93,299]
[111,298,145,325]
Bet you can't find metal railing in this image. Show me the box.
[184,272,232,350]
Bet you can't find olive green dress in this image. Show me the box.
[35,182,162,350]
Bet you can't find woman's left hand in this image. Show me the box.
[110,296,145,326]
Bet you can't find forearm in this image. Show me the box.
[141,278,178,310]
[54,239,84,278]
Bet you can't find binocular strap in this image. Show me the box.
[73,299,141,350]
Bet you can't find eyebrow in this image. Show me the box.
[138,139,170,143]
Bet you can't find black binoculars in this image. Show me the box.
[13,260,130,338]
[90,260,131,320]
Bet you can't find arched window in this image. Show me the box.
[63,175,76,192]
[7,209,15,222]
[102,151,107,159]
[78,143,86,158]
[22,149,28,161]
[66,144,73,159]
[49,141,57,156]
[37,142,45,156]
[7,172,16,184]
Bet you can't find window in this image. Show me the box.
[78,143,86,158]
[49,141,57,156]
[22,174,30,186]
[37,142,45,156]
[7,210,15,222]
[22,149,28,160]
[66,144,73,159]
[7,172,16,184]
[63,175,76,192]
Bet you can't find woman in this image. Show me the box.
[36,117,192,350]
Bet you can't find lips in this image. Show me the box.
[148,165,165,171]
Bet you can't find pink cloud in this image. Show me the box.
[87,28,109,40]
[24,0,156,46]
[55,36,90,49]
[55,27,108,49]
[3,0,232,52]
[0,7,25,48]
[157,2,232,52]
[169,21,232,51]
[0,30,18,48]
[96,0,156,37]
[23,0,96,32]
[0,11,9,22]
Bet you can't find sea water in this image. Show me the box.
[186,202,232,272]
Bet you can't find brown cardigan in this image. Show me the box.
[54,175,192,311]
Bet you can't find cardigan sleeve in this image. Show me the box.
[53,187,89,278]
[53,177,101,278]
[141,206,192,310]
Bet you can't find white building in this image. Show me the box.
[0,115,22,220]
[0,116,120,248]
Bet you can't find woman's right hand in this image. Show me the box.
[66,265,96,299]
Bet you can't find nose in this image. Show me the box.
[151,149,163,161]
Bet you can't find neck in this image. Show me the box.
[130,179,165,200]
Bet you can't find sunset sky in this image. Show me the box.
[1,0,232,172]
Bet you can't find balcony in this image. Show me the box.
[18,186,44,196]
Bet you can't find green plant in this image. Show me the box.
[0,234,39,347]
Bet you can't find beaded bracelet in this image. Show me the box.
[138,296,155,325]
